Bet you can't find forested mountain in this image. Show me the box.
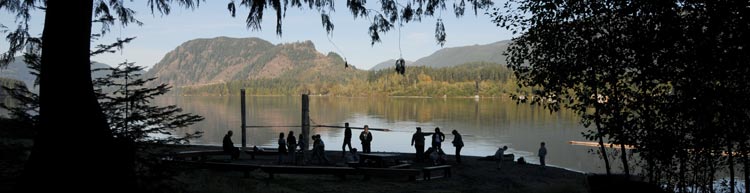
[181,61,524,97]
[144,37,360,87]
[412,40,510,68]
[369,59,414,71]
[147,37,521,97]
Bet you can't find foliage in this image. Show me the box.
[94,61,204,144]
[226,0,495,45]
[1,37,204,191]
[494,0,750,192]
[0,0,499,191]
[94,61,204,192]
[179,61,522,97]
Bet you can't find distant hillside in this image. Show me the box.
[0,77,26,117]
[412,40,510,68]
[182,61,521,97]
[369,59,414,71]
[0,56,111,93]
[145,37,360,87]
[0,57,36,91]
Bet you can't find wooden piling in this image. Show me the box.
[301,94,310,151]
[241,89,246,148]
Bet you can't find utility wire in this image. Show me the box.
[326,33,348,63]
[398,19,402,58]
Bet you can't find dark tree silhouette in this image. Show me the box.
[3,50,205,192]
[93,61,204,145]
[1,0,496,191]
[494,0,750,192]
[226,0,494,45]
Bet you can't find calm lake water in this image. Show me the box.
[156,95,610,173]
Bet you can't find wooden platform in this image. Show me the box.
[167,160,260,177]
[260,165,358,179]
[422,164,452,180]
[358,167,420,181]
[166,150,231,161]
[243,149,281,160]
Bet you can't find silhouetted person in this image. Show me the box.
[310,135,329,165]
[223,130,241,160]
[310,134,319,163]
[539,142,547,166]
[452,130,464,164]
[342,122,353,157]
[426,147,447,165]
[346,148,360,162]
[315,134,329,165]
[278,132,286,164]
[287,131,297,164]
[360,125,373,153]
[411,127,426,162]
[495,146,508,170]
[431,127,445,151]
[297,133,306,165]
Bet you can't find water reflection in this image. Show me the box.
[156,95,608,173]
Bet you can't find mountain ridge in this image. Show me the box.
[369,59,415,71]
[368,40,510,71]
[144,36,357,87]
[412,40,510,68]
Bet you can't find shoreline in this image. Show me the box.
[165,144,590,193]
[166,93,514,99]
[174,144,589,175]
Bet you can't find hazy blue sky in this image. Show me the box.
[2,1,514,70]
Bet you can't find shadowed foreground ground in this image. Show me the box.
[169,146,589,193]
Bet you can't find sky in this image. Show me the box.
[1,1,515,70]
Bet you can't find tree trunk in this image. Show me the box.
[678,154,686,193]
[741,142,749,193]
[728,141,735,193]
[18,1,131,192]
[612,81,629,176]
[617,112,629,176]
[594,108,612,175]
[596,126,612,175]
[620,143,629,176]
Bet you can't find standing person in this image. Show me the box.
[298,133,306,161]
[451,130,464,164]
[287,131,297,164]
[222,130,240,160]
[539,142,547,166]
[277,132,287,164]
[359,125,373,153]
[316,134,330,165]
[310,135,319,163]
[495,146,508,170]
[432,127,445,151]
[342,122,353,157]
[411,127,426,162]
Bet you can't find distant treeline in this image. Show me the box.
[178,62,528,97]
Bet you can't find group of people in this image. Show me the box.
[276,131,298,164]
[409,127,464,165]
[341,122,373,154]
[340,123,463,165]
[222,122,549,167]
[277,130,331,165]
[493,142,547,169]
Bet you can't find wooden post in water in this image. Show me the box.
[241,89,247,148]
[301,94,310,151]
